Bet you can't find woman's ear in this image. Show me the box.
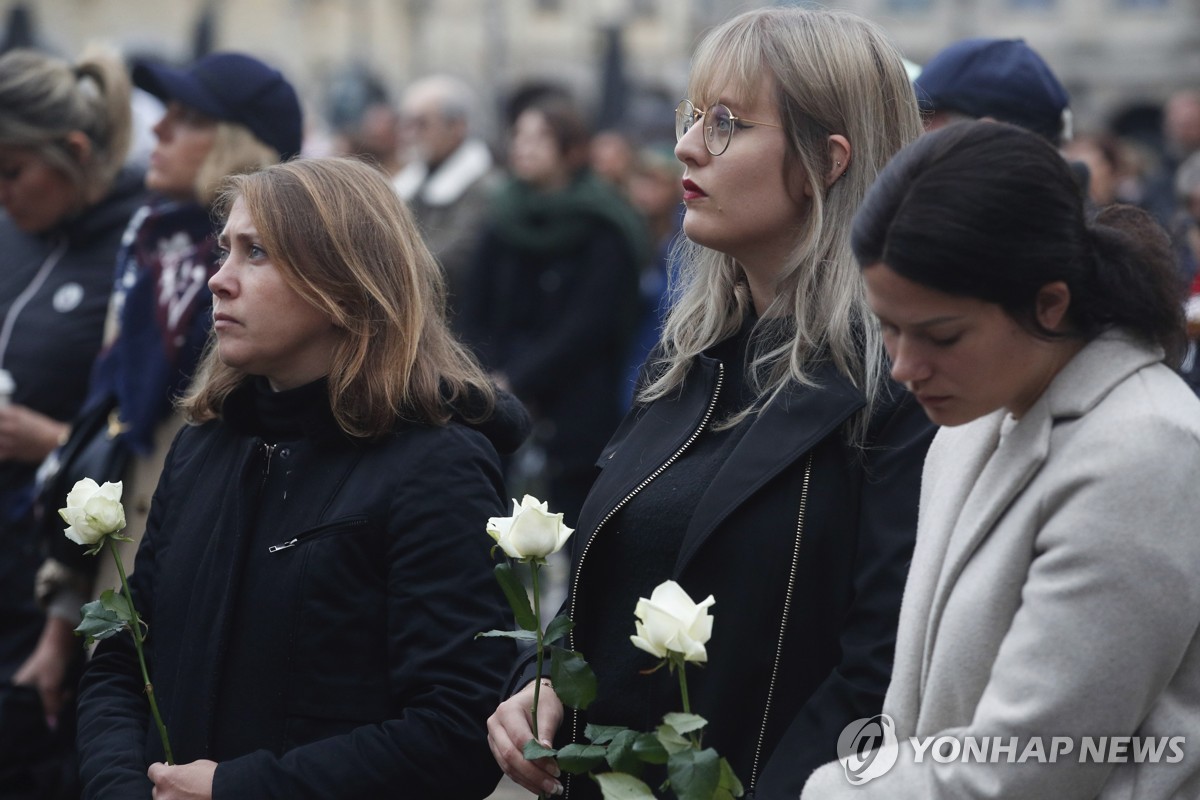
[805,134,851,197]
[1035,281,1072,332]
[826,134,850,188]
[63,131,93,167]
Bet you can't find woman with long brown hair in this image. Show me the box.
[76,157,527,800]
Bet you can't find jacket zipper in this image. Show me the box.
[748,452,814,792]
[259,441,276,482]
[268,516,369,553]
[564,362,725,799]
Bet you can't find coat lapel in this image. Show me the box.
[920,406,1052,700]
[675,361,863,574]
[885,412,1002,733]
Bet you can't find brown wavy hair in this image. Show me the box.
[181,157,495,436]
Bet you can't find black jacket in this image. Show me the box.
[560,353,934,799]
[460,211,640,473]
[76,383,528,799]
[0,167,144,685]
[0,168,145,504]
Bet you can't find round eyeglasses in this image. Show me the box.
[675,99,781,156]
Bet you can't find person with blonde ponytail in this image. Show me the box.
[0,44,144,799]
[0,45,139,507]
[14,51,301,798]
[488,8,935,799]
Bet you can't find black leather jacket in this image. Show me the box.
[563,352,934,800]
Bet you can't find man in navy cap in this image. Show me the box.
[914,38,1071,145]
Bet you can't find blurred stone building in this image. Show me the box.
[14,0,1200,142]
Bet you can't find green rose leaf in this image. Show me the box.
[654,723,693,755]
[663,712,708,736]
[715,757,745,799]
[493,562,537,631]
[606,729,643,775]
[75,599,127,645]
[522,740,559,760]
[593,771,657,800]
[550,647,597,710]
[98,588,134,623]
[668,747,721,800]
[475,629,538,641]
[631,731,668,764]
[585,724,629,745]
[555,743,608,774]
[543,613,574,646]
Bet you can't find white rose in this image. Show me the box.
[486,495,574,561]
[59,478,127,546]
[630,580,715,663]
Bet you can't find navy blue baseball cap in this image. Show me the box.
[914,38,1069,143]
[133,52,303,160]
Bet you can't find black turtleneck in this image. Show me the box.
[250,376,329,444]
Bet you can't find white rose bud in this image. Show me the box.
[59,478,127,546]
[486,495,574,561]
[630,580,715,664]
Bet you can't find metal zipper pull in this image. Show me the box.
[268,538,298,553]
[262,442,277,475]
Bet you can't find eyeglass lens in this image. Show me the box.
[675,100,734,156]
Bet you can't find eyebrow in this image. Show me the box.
[216,228,260,248]
[878,313,967,329]
[912,315,966,328]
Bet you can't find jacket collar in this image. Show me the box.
[917,329,1164,694]
[221,377,355,450]
[579,351,865,573]
[392,138,493,207]
[676,355,863,572]
[1041,328,1163,419]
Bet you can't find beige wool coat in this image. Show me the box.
[803,330,1200,800]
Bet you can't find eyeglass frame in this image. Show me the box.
[675,99,782,156]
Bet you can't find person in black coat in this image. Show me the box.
[75,157,527,800]
[0,45,144,800]
[460,97,645,524]
[487,8,934,799]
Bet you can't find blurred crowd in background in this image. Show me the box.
[2,0,1200,796]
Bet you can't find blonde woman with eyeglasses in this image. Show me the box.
[487,8,934,799]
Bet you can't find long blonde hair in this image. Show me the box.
[182,157,495,437]
[642,7,921,440]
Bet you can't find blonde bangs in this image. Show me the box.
[687,14,772,110]
[641,6,922,444]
